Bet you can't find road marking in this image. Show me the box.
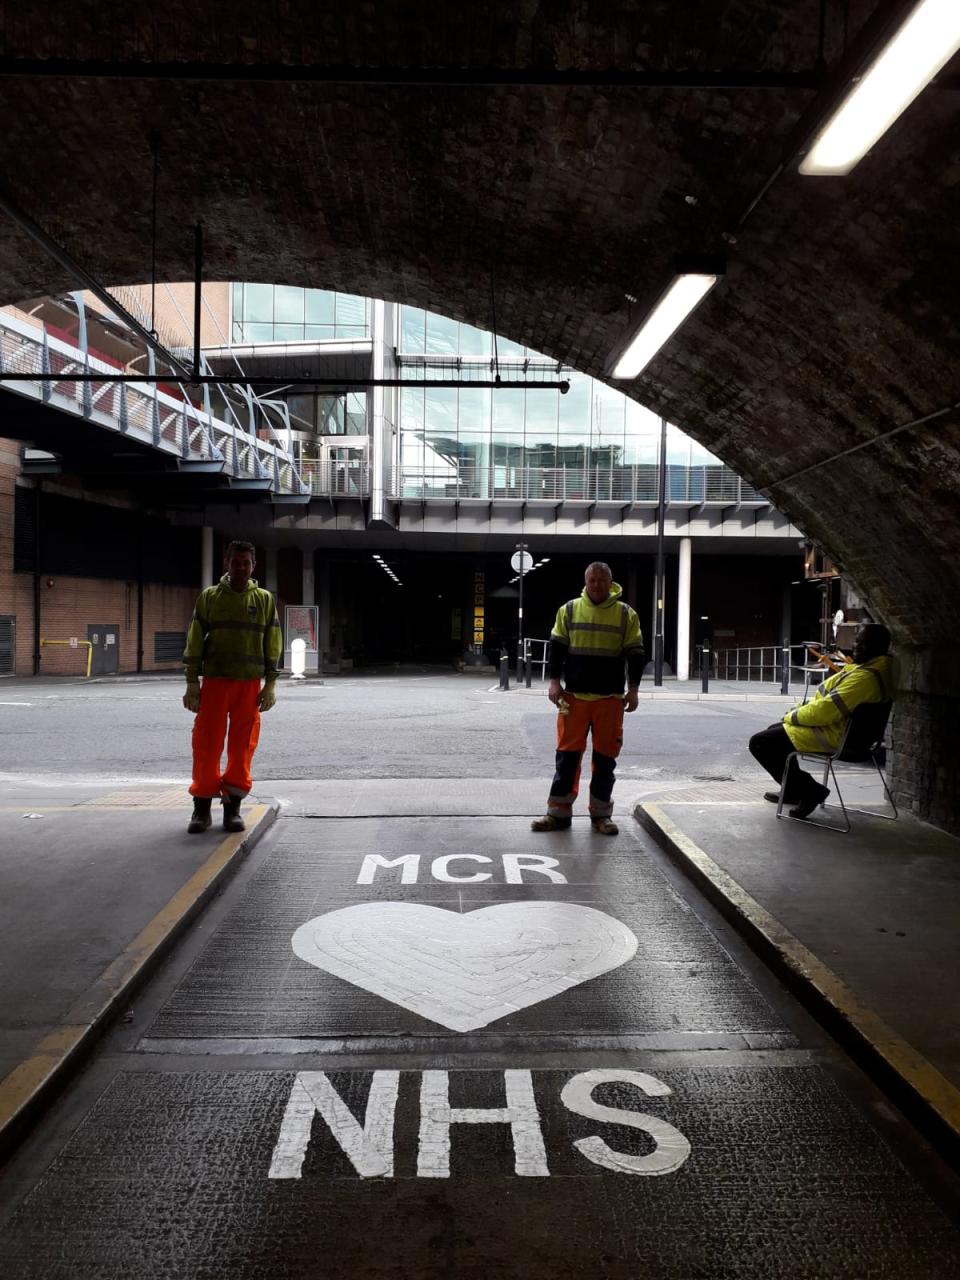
[0,805,272,1146]
[0,700,32,706]
[290,901,638,1032]
[269,1068,691,1180]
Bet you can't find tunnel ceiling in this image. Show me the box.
[1,1,959,645]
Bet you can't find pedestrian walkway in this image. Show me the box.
[0,778,275,1145]
[637,779,960,1158]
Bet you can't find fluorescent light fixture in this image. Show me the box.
[609,267,722,380]
[800,0,960,175]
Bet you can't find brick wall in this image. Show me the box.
[23,576,196,676]
[889,645,960,837]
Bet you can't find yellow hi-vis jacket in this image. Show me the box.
[548,582,645,698]
[783,654,895,753]
[183,575,282,683]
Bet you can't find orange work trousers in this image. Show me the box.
[546,695,624,820]
[190,677,261,799]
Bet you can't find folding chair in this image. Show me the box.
[776,700,898,833]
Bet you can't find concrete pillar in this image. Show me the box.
[201,526,215,587]
[317,555,331,667]
[676,537,692,681]
[263,545,279,595]
[302,548,315,606]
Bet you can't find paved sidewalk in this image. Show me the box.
[0,779,276,1147]
[637,781,960,1158]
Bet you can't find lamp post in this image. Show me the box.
[510,543,532,684]
[654,415,667,686]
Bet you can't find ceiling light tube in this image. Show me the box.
[800,0,960,176]
[609,262,723,380]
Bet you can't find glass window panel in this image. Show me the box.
[334,293,368,331]
[275,323,305,342]
[335,326,369,340]
[458,387,491,435]
[232,283,243,323]
[557,373,592,436]
[491,388,525,437]
[458,323,491,356]
[274,286,304,324]
[495,335,525,359]
[400,307,426,353]
[666,424,692,466]
[231,321,244,343]
[593,382,626,436]
[524,387,558,436]
[346,392,367,435]
[400,387,426,434]
[318,395,346,434]
[425,311,459,356]
[423,386,458,434]
[244,322,275,344]
[304,324,336,341]
[287,394,316,430]
[243,283,274,323]
[305,290,336,324]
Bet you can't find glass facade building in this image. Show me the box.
[221,285,764,506]
[395,307,759,504]
[231,284,370,344]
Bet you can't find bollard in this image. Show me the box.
[499,654,510,690]
[525,647,533,688]
[780,636,790,695]
[700,642,710,693]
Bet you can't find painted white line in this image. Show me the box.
[0,701,32,706]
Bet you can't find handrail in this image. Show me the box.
[40,637,93,677]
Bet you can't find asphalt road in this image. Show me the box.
[0,672,776,788]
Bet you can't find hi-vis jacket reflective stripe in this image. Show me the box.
[783,654,895,753]
[183,575,283,683]
[547,582,645,697]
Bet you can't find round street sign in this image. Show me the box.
[511,550,534,574]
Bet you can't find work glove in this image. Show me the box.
[183,681,201,713]
[258,682,277,713]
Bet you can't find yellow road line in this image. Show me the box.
[0,804,272,1143]
[639,802,960,1150]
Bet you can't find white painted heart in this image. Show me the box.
[290,902,638,1032]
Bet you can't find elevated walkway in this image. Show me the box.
[0,308,308,503]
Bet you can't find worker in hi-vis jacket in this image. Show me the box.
[749,622,895,818]
[532,561,645,836]
[182,539,282,834]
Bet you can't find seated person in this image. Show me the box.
[749,623,895,819]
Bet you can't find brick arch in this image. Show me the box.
[1,0,957,826]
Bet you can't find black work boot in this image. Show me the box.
[222,795,245,833]
[187,797,213,834]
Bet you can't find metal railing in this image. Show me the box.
[0,308,309,497]
[392,463,768,504]
[714,643,819,683]
[523,637,550,681]
[299,458,371,497]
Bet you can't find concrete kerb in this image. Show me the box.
[0,801,278,1158]
[635,800,960,1171]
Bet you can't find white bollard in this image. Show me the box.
[291,637,307,681]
